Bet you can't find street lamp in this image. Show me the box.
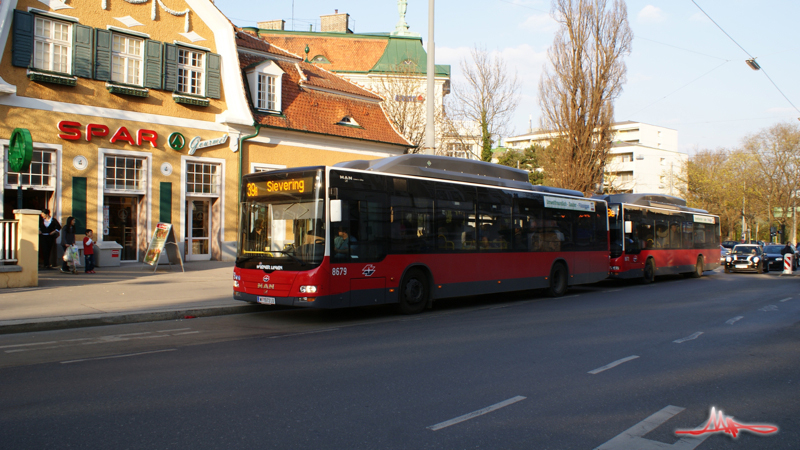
[745,58,761,71]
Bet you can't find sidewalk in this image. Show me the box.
[0,261,260,334]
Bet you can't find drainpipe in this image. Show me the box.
[237,122,261,220]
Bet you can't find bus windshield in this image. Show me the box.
[237,169,325,271]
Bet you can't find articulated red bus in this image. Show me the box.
[594,194,721,282]
[233,155,610,313]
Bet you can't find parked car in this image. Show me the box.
[724,244,769,273]
[721,240,738,250]
[762,244,796,271]
[719,245,729,264]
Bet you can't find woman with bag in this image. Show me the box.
[60,216,76,274]
[39,209,61,269]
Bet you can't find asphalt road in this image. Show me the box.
[1,270,798,449]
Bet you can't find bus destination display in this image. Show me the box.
[246,176,314,197]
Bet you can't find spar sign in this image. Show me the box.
[57,121,228,154]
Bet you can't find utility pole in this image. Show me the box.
[423,0,435,155]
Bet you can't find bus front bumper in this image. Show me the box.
[233,290,345,308]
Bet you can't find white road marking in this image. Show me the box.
[588,355,639,375]
[268,328,339,339]
[60,349,177,364]
[725,316,744,325]
[171,331,200,336]
[157,328,192,333]
[594,405,711,450]
[673,332,704,344]
[779,297,792,303]
[427,396,526,431]
[759,305,778,312]
[0,341,58,350]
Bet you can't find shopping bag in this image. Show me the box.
[69,246,81,267]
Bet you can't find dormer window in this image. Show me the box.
[311,55,330,64]
[337,116,360,127]
[246,59,284,113]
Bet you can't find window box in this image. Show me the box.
[26,69,77,86]
[106,82,149,97]
[173,93,210,107]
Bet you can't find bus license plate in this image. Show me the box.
[735,264,748,269]
[258,296,276,305]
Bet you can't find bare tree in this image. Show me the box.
[372,61,451,153]
[538,0,632,195]
[450,46,520,161]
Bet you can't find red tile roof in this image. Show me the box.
[237,51,409,148]
[254,33,389,72]
[235,30,302,60]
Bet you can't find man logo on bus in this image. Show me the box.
[362,264,376,277]
[263,275,270,283]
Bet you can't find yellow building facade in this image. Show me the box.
[0,0,256,262]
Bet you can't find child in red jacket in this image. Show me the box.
[83,229,95,274]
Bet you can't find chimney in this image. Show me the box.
[257,20,285,30]
[320,12,351,33]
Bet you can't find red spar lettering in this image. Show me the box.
[86,124,109,142]
[57,121,81,140]
[137,129,158,147]
[110,126,136,145]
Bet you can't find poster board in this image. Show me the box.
[143,223,184,272]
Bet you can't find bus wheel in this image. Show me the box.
[690,256,704,278]
[642,259,655,284]
[547,263,568,297]
[398,269,429,315]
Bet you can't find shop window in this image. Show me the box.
[177,48,204,96]
[105,155,145,192]
[111,33,144,86]
[186,162,220,195]
[5,148,56,188]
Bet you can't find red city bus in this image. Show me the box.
[594,194,721,282]
[233,155,610,314]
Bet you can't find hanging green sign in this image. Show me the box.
[8,128,32,173]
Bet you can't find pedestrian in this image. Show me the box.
[39,209,61,269]
[60,216,77,273]
[83,229,96,274]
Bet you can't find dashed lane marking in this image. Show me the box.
[725,316,744,325]
[588,355,640,375]
[427,396,526,431]
[673,332,704,344]
[593,405,711,450]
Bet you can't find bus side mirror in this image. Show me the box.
[624,221,633,234]
[330,199,342,222]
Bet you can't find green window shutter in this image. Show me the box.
[12,10,34,68]
[72,24,93,78]
[94,29,112,81]
[143,39,162,89]
[205,52,221,99]
[72,177,87,235]
[159,182,172,223]
[163,43,178,92]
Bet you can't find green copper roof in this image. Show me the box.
[370,38,449,77]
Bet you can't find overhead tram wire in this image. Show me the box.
[691,0,800,116]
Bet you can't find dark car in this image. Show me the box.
[721,240,738,249]
[724,244,768,273]
[762,244,795,271]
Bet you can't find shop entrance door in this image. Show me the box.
[105,196,138,261]
[186,199,211,261]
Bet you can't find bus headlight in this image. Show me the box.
[233,280,239,288]
[753,257,760,263]
[726,256,732,262]
[300,285,317,293]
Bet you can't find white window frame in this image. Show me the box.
[96,148,152,245]
[4,147,57,189]
[246,60,284,113]
[111,33,144,86]
[103,154,147,194]
[1,141,62,220]
[180,155,225,253]
[185,161,221,196]
[33,16,72,74]
[177,48,205,96]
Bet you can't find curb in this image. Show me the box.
[0,304,264,335]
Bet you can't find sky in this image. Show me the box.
[217,1,800,155]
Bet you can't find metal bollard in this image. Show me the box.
[783,254,793,274]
